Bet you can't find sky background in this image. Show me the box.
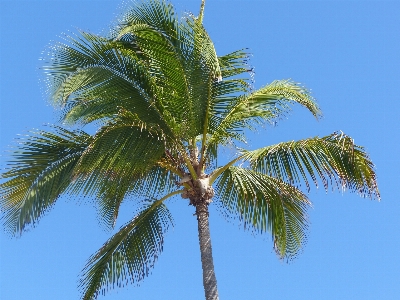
[1,0,399,299]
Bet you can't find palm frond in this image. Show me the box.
[94,166,178,230]
[66,110,168,218]
[114,0,222,139]
[79,194,177,300]
[44,32,167,129]
[242,132,380,199]
[115,7,195,138]
[218,49,252,80]
[60,66,155,122]
[195,49,252,166]
[76,109,166,177]
[215,166,311,259]
[0,127,92,234]
[247,79,321,120]
[206,80,321,155]
[114,0,179,40]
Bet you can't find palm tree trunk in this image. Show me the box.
[196,201,219,300]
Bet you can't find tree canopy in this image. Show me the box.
[0,1,379,299]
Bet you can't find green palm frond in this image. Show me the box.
[114,0,178,40]
[60,65,157,125]
[76,109,166,177]
[206,50,252,134]
[44,0,260,154]
[215,166,310,259]
[218,49,252,79]
[116,0,221,80]
[114,0,222,139]
[79,193,179,300]
[248,79,321,119]
[44,32,166,128]
[94,166,178,230]
[242,132,380,199]
[206,80,321,154]
[189,16,222,80]
[116,23,193,135]
[93,174,135,230]
[0,127,92,234]
[66,110,168,218]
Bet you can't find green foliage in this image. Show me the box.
[216,166,310,259]
[0,0,380,299]
[0,127,92,234]
[241,132,380,199]
[206,79,322,156]
[79,199,174,300]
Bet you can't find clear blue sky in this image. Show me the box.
[1,0,399,299]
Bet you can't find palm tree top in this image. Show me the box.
[0,1,379,299]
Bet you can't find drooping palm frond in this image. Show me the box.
[205,80,321,156]
[215,166,310,259]
[75,109,166,178]
[242,132,380,199]
[0,127,92,234]
[249,80,321,119]
[0,112,175,234]
[44,32,168,130]
[94,166,178,230]
[63,108,173,228]
[79,193,179,300]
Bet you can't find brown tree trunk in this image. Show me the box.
[195,201,219,300]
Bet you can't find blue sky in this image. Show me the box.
[1,0,399,299]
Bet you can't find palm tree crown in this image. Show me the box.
[0,1,379,299]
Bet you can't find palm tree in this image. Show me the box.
[0,1,379,299]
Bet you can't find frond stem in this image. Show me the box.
[191,138,197,150]
[183,153,198,181]
[198,0,206,24]
[209,155,244,185]
[157,189,185,204]
[199,74,213,174]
